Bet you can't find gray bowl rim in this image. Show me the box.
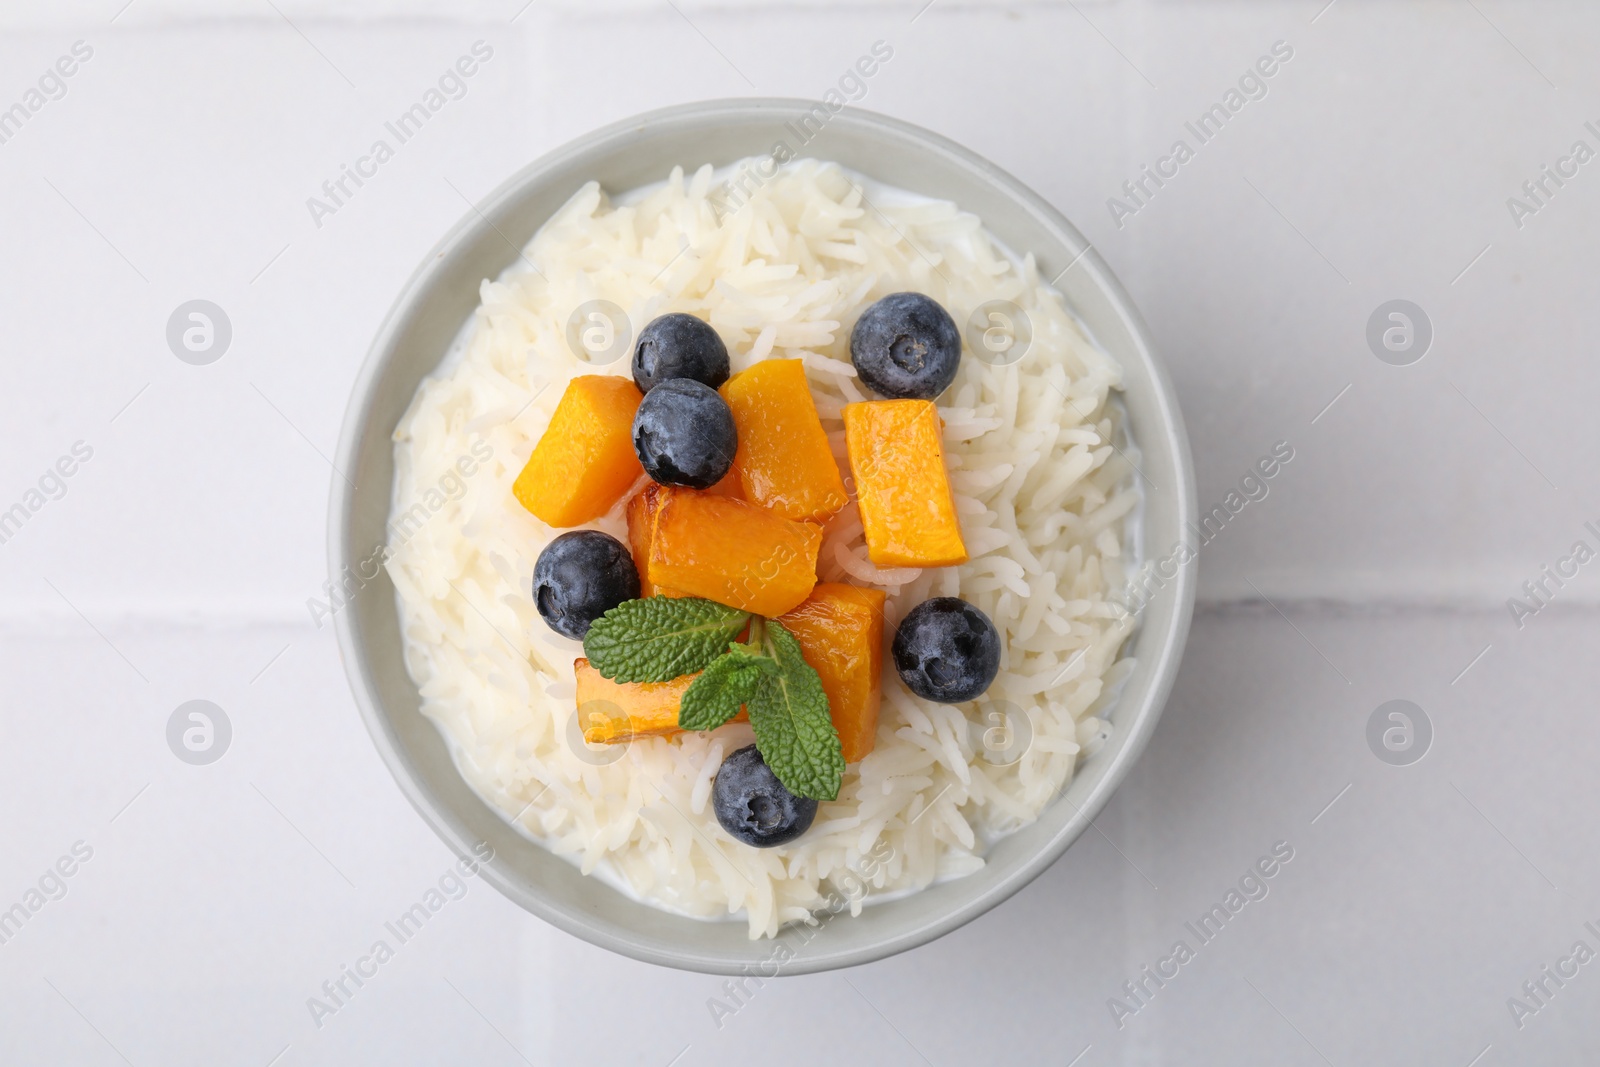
[330,97,1196,975]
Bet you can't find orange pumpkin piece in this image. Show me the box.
[624,484,690,599]
[778,583,886,763]
[705,465,745,499]
[625,484,667,597]
[575,657,695,743]
[512,375,643,527]
[574,658,746,744]
[648,492,822,617]
[843,400,968,568]
[624,485,658,594]
[721,359,847,523]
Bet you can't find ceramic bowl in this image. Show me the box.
[330,98,1195,975]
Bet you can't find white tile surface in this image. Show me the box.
[2,1,1598,1063]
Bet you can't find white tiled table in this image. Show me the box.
[3,1,1598,1063]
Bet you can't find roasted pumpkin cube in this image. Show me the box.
[625,484,690,599]
[625,484,668,598]
[722,359,847,523]
[575,657,694,742]
[648,492,822,617]
[705,465,745,499]
[624,485,657,595]
[843,400,968,568]
[513,375,643,527]
[779,583,886,763]
[574,658,746,744]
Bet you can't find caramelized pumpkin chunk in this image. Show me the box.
[513,375,643,527]
[624,485,658,595]
[624,485,689,599]
[575,657,694,742]
[705,465,745,499]
[648,493,822,617]
[722,359,847,522]
[843,399,968,568]
[574,658,745,743]
[779,583,886,763]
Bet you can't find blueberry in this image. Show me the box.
[632,312,730,393]
[892,597,1001,703]
[712,745,817,848]
[632,378,737,489]
[532,530,640,640]
[849,292,962,400]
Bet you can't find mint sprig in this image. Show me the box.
[745,621,845,802]
[582,596,749,683]
[679,647,771,732]
[581,595,846,802]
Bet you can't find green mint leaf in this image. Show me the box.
[582,596,750,683]
[745,621,844,801]
[678,648,772,732]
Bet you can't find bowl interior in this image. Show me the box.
[331,99,1195,975]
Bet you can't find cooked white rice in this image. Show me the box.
[387,158,1139,938]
